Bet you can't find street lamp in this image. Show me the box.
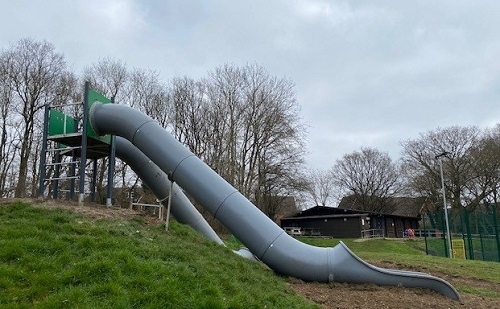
[435,151,453,258]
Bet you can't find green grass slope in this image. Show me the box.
[0,202,318,309]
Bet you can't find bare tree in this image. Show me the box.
[0,64,18,197]
[203,65,246,189]
[170,76,210,158]
[332,147,401,213]
[168,64,307,219]
[83,57,128,101]
[128,68,170,126]
[304,168,338,206]
[55,71,82,117]
[400,126,485,211]
[0,38,67,197]
[253,145,307,221]
[469,124,500,206]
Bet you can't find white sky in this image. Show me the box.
[1,0,499,170]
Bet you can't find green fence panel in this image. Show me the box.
[423,205,500,262]
[48,109,76,136]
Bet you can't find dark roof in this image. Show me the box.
[283,213,367,220]
[284,205,419,220]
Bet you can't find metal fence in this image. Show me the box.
[361,228,385,239]
[421,204,500,262]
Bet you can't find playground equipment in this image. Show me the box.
[86,99,461,301]
[38,84,461,301]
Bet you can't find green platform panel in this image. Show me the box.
[86,89,112,144]
[48,109,76,136]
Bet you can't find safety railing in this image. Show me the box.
[361,228,384,238]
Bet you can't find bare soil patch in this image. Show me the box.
[287,280,499,309]
[287,261,500,309]
[0,197,162,225]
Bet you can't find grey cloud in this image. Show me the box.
[1,0,499,170]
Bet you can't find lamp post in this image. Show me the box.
[435,151,453,258]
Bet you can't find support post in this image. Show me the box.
[106,96,116,207]
[79,81,90,205]
[69,150,76,200]
[69,117,79,200]
[38,104,50,198]
[52,145,61,199]
[165,174,174,231]
[90,159,97,202]
[106,139,115,207]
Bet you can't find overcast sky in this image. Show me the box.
[1,0,499,170]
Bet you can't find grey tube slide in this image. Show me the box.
[114,136,223,245]
[114,137,257,260]
[90,103,461,301]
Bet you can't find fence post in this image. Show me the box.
[463,208,474,260]
[492,203,500,262]
[477,211,485,260]
[423,212,429,255]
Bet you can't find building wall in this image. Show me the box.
[385,217,395,237]
[282,206,420,238]
[282,217,362,238]
[384,217,419,238]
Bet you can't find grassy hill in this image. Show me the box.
[0,201,317,308]
[1,201,500,308]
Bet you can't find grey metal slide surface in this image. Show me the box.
[90,102,461,301]
[114,136,257,260]
[114,136,224,245]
